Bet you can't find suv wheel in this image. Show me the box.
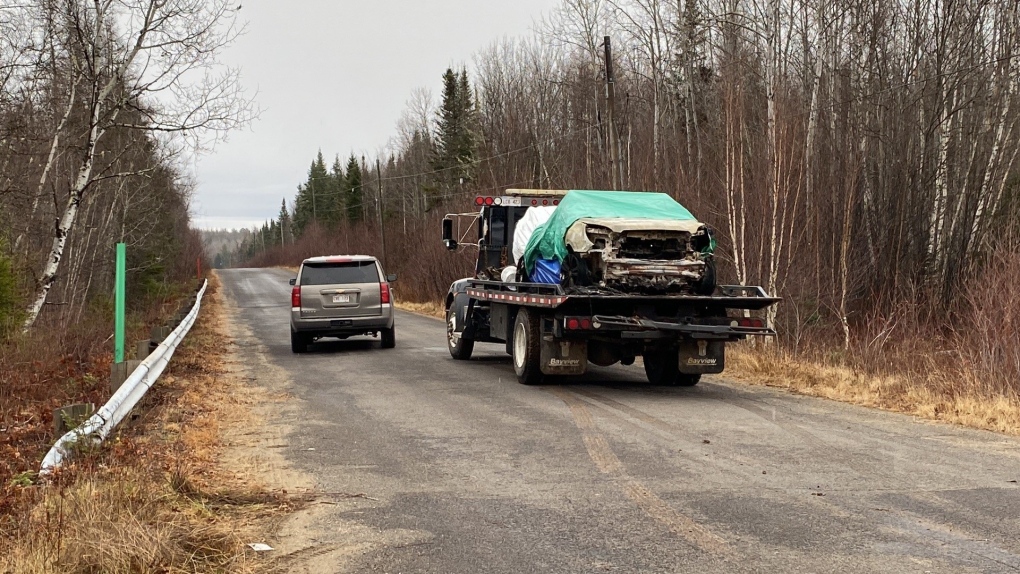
[291,331,309,354]
[381,326,396,349]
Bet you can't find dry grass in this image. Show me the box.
[728,345,1020,435]
[0,274,297,573]
[395,300,445,319]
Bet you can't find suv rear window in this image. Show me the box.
[300,261,379,285]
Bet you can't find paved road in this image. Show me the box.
[220,268,1020,573]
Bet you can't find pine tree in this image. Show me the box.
[431,67,477,207]
[292,151,331,235]
[293,182,312,237]
[330,155,346,227]
[277,198,292,246]
[455,68,477,177]
[345,155,363,223]
[308,151,331,224]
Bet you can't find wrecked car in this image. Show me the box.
[519,190,716,295]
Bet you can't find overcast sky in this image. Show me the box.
[191,0,560,230]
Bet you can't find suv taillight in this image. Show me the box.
[380,283,391,304]
[291,286,301,307]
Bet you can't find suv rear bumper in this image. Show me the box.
[290,307,394,336]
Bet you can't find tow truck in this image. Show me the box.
[441,189,780,386]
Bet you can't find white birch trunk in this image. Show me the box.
[22,163,91,331]
[22,94,105,331]
[15,77,79,252]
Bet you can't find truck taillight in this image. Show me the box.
[734,317,765,329]
[291,286,301,308]
[380,283,391,304]
[564,316,593,330]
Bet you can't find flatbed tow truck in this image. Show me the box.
[441,189,780,386]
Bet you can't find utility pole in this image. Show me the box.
[604,36,621,191]
[362,155,368,222]
[377,158,387,268]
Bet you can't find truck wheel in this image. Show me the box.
[643,348,679,385]
[447,307,474,360]
[676,374,701,387]
[512,309,544,385]
[381,327,396,349]
[291,330,308,354]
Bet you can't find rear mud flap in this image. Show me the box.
[541,336,588,376]
[678,339,725,374]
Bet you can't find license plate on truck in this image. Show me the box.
[332,294,351,303]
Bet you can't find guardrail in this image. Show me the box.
[40,279,209,474]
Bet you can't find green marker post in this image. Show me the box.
[114,243,126,363]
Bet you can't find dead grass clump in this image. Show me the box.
[1,274,297,573]
[729,346,1020,434]
[396,300,445,319]
[4,463,271,573]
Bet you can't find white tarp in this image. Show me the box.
[512,206,557,265]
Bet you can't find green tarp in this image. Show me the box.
[522,190,699,274]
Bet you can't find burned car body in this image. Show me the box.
[563,218,716,295]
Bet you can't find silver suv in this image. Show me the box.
[289,255,396,353]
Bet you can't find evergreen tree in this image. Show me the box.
[292,151,331,235]
[455,68,477,175]
[329,155,346,227]
[345,155,363,223]
[431,67,477,207]
[278,198,292,246]
[307,150,331,224]
[293,182,312,236]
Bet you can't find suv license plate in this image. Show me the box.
[332,294,351,303]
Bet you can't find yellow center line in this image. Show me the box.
[549,388,729,555]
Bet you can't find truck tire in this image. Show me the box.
[291,330,308,354]
[676,374,701,387]
[381,327,396,349]
[512,309,544,385]
[643,348,680,385]
[447,306,474,360]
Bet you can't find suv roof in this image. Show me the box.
[301,255,377,265]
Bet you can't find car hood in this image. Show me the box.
[565,218,706,253]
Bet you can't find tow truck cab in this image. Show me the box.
[443,189,565,277]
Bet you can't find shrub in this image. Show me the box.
[0,243,21,337]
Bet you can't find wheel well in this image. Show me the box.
[445,293,455,310]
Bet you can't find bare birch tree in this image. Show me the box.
[21,0,254,331]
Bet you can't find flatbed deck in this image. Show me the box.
[465,280,781,311]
